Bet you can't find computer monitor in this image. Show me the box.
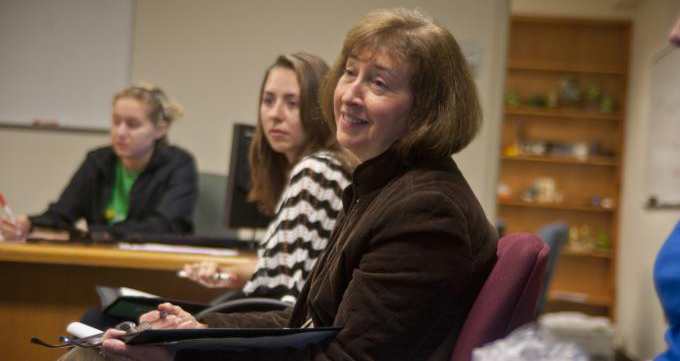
[224,124,271,229]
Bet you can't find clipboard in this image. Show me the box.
[123,327,341,350]
[31,327,341,351]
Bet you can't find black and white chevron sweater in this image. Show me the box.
[242,151,350,301]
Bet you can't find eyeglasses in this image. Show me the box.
[31,333,103,349]
[30,320,150,349]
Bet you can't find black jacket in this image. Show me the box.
[29,144,198,238]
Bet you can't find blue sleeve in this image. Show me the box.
[654,220,680,361]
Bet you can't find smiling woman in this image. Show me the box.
[333,51,414,161]
[0,83,198,240]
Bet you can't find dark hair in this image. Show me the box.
[321,8,481,162]
[248,53,353,215]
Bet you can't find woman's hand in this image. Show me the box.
[0,215,30,240]
[138,302,208,330]
[100,329,173,361]
[671,15,680,46]
[100,303,206,361]
[183,261,237,288]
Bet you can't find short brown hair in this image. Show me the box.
[249,53,351,215]
[321,8,481,162]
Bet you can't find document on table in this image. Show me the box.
[118,242,239,256]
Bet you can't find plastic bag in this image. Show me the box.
[472,324,588,361]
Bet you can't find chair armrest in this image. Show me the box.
[209,290,246,306]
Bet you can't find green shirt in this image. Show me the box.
[105,161,141,224]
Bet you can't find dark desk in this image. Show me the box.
[0,241,256,361]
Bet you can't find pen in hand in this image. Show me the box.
[177,270,235,281]
[125,309,169,334]
[0,193,22,238]
[0,193,17,224]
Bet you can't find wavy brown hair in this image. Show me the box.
[320,8,481,162]
[248,53,352,215]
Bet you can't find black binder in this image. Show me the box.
[32,327,341,351]
[124,327,341,350]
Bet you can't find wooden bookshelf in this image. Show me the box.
[562,247,613,259]
[497,15,630,319]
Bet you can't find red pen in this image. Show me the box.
[0,193,17,224]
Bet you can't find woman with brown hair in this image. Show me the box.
[70,8,497,361]
[182,53,353,302]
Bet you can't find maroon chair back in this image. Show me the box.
[449,233,550,361]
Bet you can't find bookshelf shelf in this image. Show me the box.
[507,61,626,75]
[562,247,613,259]
[549,290,613,307]
[501,155,618,167]
[504,107,621,121]
[498,199,615,213]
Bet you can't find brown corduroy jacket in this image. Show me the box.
[181,149,498,361]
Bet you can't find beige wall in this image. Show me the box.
[512,0,680,358]
[0,0,509,219]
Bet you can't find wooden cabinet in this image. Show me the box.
[497,16,631,318]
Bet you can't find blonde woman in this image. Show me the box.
[0,84,197,240]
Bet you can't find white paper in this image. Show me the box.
[67,322,102,338]
[119,287,159,298]
[118,243,238,257]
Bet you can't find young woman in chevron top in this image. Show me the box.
[182,53,355,303]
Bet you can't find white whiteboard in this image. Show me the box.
[646,47,680,206]
[0,0,133,130]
